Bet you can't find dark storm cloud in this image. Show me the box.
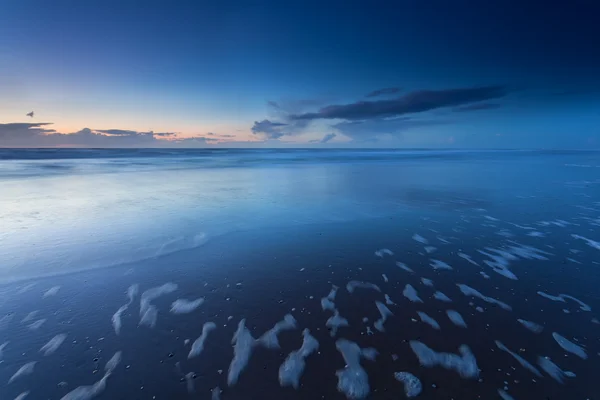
[320,133,336,143]
[0,123,56,140]
[365,87,402,98]
[453,103,501,112]
[251,119,288,139]
[290,86,508,121]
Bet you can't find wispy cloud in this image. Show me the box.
[290,86,507,121]
[452,103,501,112]
[251,119,288,139]
[320,133,337,143]
[365,87,402,98]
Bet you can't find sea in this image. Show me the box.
[0,148,599,400]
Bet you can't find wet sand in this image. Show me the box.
[1,208,599,399]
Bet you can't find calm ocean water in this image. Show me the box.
[0,149,599,399]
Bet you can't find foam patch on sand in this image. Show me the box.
[396,262,414,273]
[458,253,479,266]
[446,310,467,328]
[21,311,39,323]
[375,248,394,258]
[374,301,393,332]
[424,246,437,254]
[537,356,576,384]
[498,389,515,400]
[189,322,217,359]
[430,259,453,270]
[59,354,120,400]
[228,319,256,386]
[170,298,205,314]
[421,278,434,287]
[258,314,297,349]
[382,274,388,283]
[403,284,423,303]
[335,339,377,399]
[28,318,46,330]
[457,284,511,311]
[417,311,440,330]
[495,341,542,377]
[384,294,396,305]
[552,332,587,359]
[321,285,339,311]
[433,291,452,303]
[517,319,543,333]
[112,305,128,335]
[537,292,591,311]
[347,281,381,294]
[478,243,551,280]
[279,329,319,389]
[394,372,422,398]
[9,362,37,384]
[14,392,29,400]
[409,341,478,378]
[139,282,178,327]
[412,234,428,244]
[0,341,8,360]
[43,286,60,297]
[326,310,349,337]
[40,334,67,356]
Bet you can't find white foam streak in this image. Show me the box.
[258,314,297,349]
[60,372,110,400]
[374,301,393,332]
[188,322,217,358]
[433,291,452,303]
[412,234,428,244]
[0,341,8,360]
[498,389,515,400]
[374,248,394,258]
[43,286,60,297]
[458,253,479,266]
[420,278,434,287]
[27,318,46,330]
[446,310,467,327]
[517,319,543,334]
[571,234,600,250]
[111,305,128,335]
[537,356,576,384]
[170,298,205,314]
[394,372,422,398]
[9,362,37,384]
[409,341,478,378]
[335,339,377,399]
[279,329,319,389]
[21,311,39,323]
[417,311,440,330]
[537,292,591,311]
[228,319,256,386]
[396,262,414,273]
[495,341,542,377]
[139,283,178,327]
[346,281,381,294]
[40,334,67,356]
[14,392,30,400]
[403,284,422,303]
[384,294,396,305]
[105,351,122,374]
[430,259,453,270]
[457,284,511,311]
[326,310,349,337]
[552,332,587,359]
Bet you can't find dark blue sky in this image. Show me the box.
[1,0,599,147]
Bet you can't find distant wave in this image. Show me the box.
[2,148,598,179]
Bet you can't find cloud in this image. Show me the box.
[290,85,507,121]
[0,123,56,141]
[453,103,501,112]
[0,123,194,147]
[334,117,449,141]
[320,133,337,143]
[251,119,288,139]
[365,87,402,98]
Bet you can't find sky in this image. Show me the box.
[1,0,599,148]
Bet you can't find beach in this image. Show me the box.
[1,149,599,399]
